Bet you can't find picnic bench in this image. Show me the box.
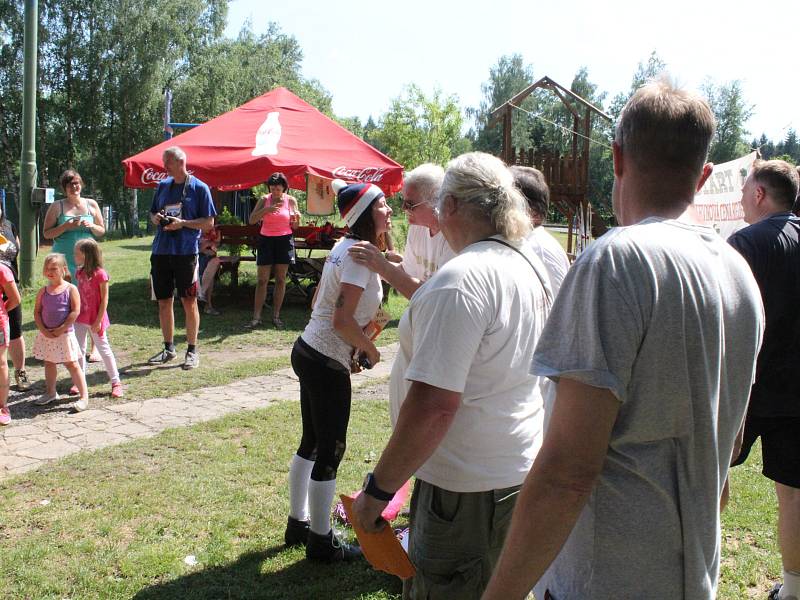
[215,223,345,296]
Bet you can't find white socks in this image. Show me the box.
[288,455,314,521]
[780,570,800,600]
[308,478,337,535]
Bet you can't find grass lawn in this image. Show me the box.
[0,386,403,599]
[0,379,783,599]
[14,236,408,408]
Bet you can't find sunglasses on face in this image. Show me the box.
[402,199,425,212]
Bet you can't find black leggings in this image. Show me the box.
[291,338,352,482]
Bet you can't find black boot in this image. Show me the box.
[284,516,311,547]
[306,529,362,562]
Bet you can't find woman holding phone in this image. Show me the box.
[44,170,106,280]
[246,172,300,329]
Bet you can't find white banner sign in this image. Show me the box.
[694,151,757,238]
[306,173,335,216]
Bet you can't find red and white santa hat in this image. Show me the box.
[333,179,384,227]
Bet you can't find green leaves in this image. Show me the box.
[371,84,468,170]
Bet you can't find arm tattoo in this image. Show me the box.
[335,293,345,308]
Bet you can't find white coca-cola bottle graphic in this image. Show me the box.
[252,111,282,156]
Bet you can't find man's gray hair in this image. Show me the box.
[162,145,187,163]
[438,152,531,242]
[404,163,445,206]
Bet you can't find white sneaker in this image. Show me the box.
[73,398,89,412]
[34,392,61,406]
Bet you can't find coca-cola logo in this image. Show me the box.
[141,167,194,185]
[141,168,167,185]
[332,166,386,183]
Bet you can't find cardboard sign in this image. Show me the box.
[339,494,415,580]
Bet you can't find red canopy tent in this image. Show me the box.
[121,87,403,195]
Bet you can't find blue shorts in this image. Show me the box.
[256,234,294,266]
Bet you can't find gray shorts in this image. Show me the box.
[404,479,521,600]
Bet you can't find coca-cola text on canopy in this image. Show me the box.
[332,166,386,183]
[141,167,194,186]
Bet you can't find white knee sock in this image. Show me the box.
[288,455,314,521]
[308,478,337,535]
[780,570,800,599]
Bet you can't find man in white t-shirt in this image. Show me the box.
[483,80,765,600]
[349,163,455,297]
[351,153,550,599]
[511,165,570,297]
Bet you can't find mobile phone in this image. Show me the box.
[357,353,373,370]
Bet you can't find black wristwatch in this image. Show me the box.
[362,472,395,502]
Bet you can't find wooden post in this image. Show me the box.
[502,106,513,164]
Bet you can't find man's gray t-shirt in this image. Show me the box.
[532,218,764,599]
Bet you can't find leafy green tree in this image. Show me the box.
[608,51,667,118]
[468,54,536,154]
[373,84,469,169]
[702,79,753,163]
[776,129,799,163]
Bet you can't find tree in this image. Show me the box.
[372,84,468,169]
[468,54,536,155]
[702,79,753,163]
[608,51,667,119]
[0,3,330,234]
[776,129,799,164]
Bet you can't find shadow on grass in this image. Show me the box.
[116,244,153,252]
[132,546,401,600]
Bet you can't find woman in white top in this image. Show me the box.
[285,179,392,562]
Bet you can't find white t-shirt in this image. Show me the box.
[526,226,570,298]
[389,236,550,492]
[301,237,383,369]
[402,224,456,282]
[531,218,764,600]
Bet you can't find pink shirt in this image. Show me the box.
[76,267,111,333]
[259,193,295,237]
[0,263,12,346]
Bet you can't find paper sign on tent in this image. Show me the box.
[339,495,415,580]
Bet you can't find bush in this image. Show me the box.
[216,206,247,256]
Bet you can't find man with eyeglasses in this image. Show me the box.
[349,163,455,298]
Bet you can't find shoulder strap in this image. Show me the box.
[479,237,553,307]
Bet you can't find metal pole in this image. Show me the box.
[19,0,38,287]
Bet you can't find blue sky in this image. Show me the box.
[225,0,797,142]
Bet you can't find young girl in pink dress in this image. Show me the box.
[73,239,122,398]
[32,253,89,412]
[0,257,21,425]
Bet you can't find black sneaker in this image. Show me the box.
[306,529,362,562]
[182,351,199,370]
[284,516,310,547]
[148,348,177,364]
[768,583,791,600]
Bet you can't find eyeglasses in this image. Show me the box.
[68,180,81,186]
[402,199,425,212]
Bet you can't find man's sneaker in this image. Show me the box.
[73,398,89,412]
[148,348,177,365]
[182,351,199,370]
[768,583,782,600]
[284,516,311,547]
[306,529,362,562]
[14,369,30,391]
[34,392,60,406]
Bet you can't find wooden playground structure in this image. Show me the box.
[488,76,612,255]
